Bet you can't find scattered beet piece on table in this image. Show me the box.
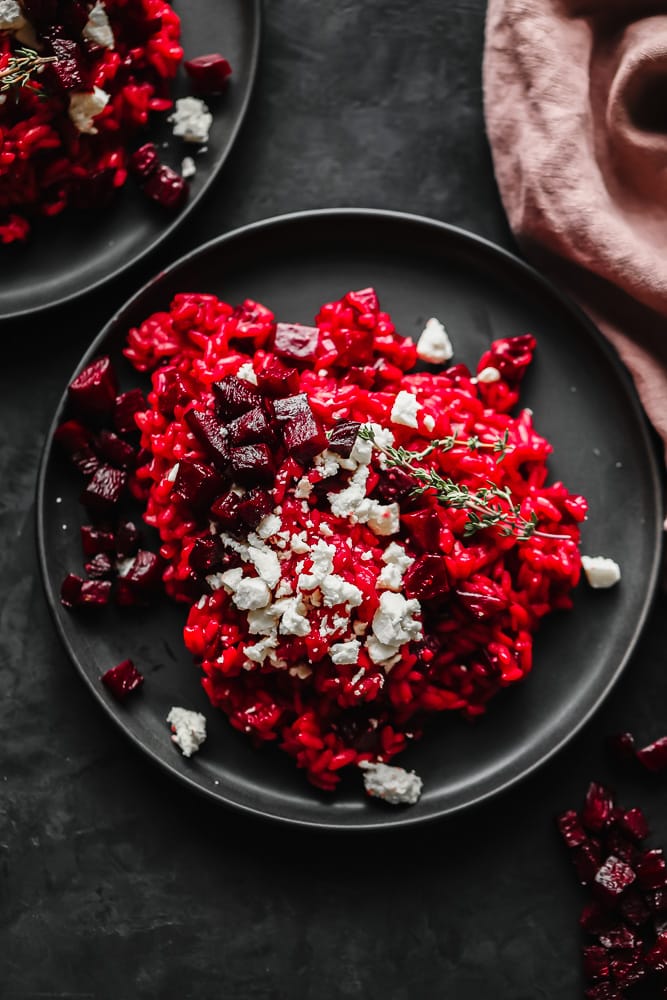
[101,659,144,700]
[184,53,232,94]
[67,357,118,423]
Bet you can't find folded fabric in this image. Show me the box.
[484,0,667,460]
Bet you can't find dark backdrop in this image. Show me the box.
[1,2,665,997]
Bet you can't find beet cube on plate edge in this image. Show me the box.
[101,659,144,700]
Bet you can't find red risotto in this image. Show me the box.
[0,0,182,243]
[117,288,588,790]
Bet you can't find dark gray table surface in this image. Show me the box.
[1,1,665,997]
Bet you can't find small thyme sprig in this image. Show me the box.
[0,47,56,94]
[358,425,571,542]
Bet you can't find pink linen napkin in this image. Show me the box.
[483,0,667,459]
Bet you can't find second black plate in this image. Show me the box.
[37,209,663,829]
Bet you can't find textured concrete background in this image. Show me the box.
[1,1,665,997]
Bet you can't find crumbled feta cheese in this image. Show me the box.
[581,555,621,589]
[352,620,368,637]
[169,97,212,144]
[256,513,282,540]
[295,477,313,499]
[298,540,336,591]
[83,2,114,48]
[416,317,453,364]
[68,87,110,135]
[278,598,311,636]
[0,0,24,29]
[274,578,294,598]
[236,361,257,384]
[330,639,361,665]
[205,571,226,591]
[359,761,422,805]
[165,462,179,483]
[333,613,349,631]
[232,577,271,611]
[372,592,422,646]
[360,551,373,562]
[377,563,403,591]
[244,635,277,664]
[390,390,421,428]
[314,451,342,478]
[246,607,276,635]
[366,501,400,537]
[423,414,436,433]
[181,155,196,179]
[289,531,310,554]
[320,522,334,537]
[248,545,281,590]
[218,567,244,593]
[382,542,414,571]
[366,635,401,667]
[477,366,502,384]
[289,663,312,680]
[167,707,207,758]
[321,575,363,608]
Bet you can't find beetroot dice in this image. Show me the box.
[635,850,666,890]
[143,164,189,211]
[646,934,667,973]
[81,525,115,557]
[68,356,117,423]
[619,809,650,843]
[81,464,127,518]
[558,810,588,850]
[229,444,276,486]
[95,430,136,469]
[273,393,311,422]
[60,574,111,609]
[637,736,667,773]
[85,553,113,579]
[113,389,145,435]
[237,489,273,528]
[60,573,84,608]
[172,460,224,510]
[184,408,231,469]
[188,535,224,574]
[48,36,86,91]
[116,550,162,606]
[101,658,144,700]
[273,322,319,363]
[583,946,610,980]
[213,375,262,420]
[281,405,327,464]
[115,521,141,559]
[255,354,300,397]
[184,52,232,94]
[54,419,100,476]
[583,783,615,833]
[153,369,191,415]
[373,467,415,505]
[227,406,276,447]
[400,508,441,552]
[129,142,159,180]
[210,491,241,527]
[404,555,450,602]
[327,420,361,458]
[594,856,636,902]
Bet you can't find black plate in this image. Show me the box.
[37,209,663,830]
[0,0,260,320]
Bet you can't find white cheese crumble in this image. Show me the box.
[232,577,271,611]
[423,414,436,433]
[167,707,207,758]
[416,317,453,364]
[83,2,115,48]
[581,555,621,589]
[477,366,502,384]
[68,87,110,135]
[278,597,311,637]
[294,477,313,499]
[366,502,400,537]
[366,635,402,668]
[359,761,423,806]
[256,513,282,540]
[0,0,24,29]
[236,361,257,385]
[169,97,213,144]
[390,390,421,428]
[181,156,197,179]
[321,574,363,608]
[372,592,422,647]
[330,639,361,665]
[244,635,278,664]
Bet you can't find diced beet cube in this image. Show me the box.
[273,393,310,422]
[184,408,231,470]
[81,465,126,519]
[237,489,273,528]
[143,165,189,211]
[54,419,100,476]
[188,535,224,574]
[85,553,113,579]
[635,849,666,890]
[116,550,162,606]
[557,810,588,850]
[210,491,241,527]
[79,579,112,607]
[184,53,232,94]
[403,554,450,602]
[115,521,141,559]
[229,300,275,341]
[620,890,651,927]
[95,430,136,469]
[583,946,610,980]
[229,444,276,486]
[345,287,379,314]
[456,577,508,619]
[113,389,145,436]
[646,933,667,973]
[609,959,646,990]
[597,927,641,953]
[81,525,115,557]
[327,420,361,458]
[60,573,83,608]
[227,406,277,447]
[213,375,261,420]
[255,354,300,397]
[68,356,117,423]
[581,902,615,936]
[172,460,225,510]
[636,736,667,773]
[582,783,615,833]
[605,830,639,866]
[129,142,159,181]
[584,986,623,1000]
[273,322,319,363]
[373,467,415,505]
[282,409,328,464]
[575,841,603,885]
[594,855,636,902]
[619,809,649,843]
[400,508,441,552]
[153,369,191,415]
[101,658,144,700]
[48,36,86,91]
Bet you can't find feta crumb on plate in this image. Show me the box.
[181,156,197,179]
[359,761,423,806]
[68,87,110,135]
[390,390,421,428]
[83,2,115,49]
[416,317,453,364]
[169,97,212,144]
[167,707,207,758]
[581,555,621,589]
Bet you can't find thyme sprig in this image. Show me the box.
[0,47,56,94]
[358,425,571,542]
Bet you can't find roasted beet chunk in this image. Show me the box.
[184,53,232,94]
[153,369,191,415]
[60,573,84,608]
[172,460,224,510]
[95,430,136,469]
[68,356,117,423]
[81,525,115,557]
[558,810,588,850]
[237,489,273,528]
[143,165,189,211]
[184,408,231,469]
[113,389,145,436]
[116,550,162,606]
[227,406,276,447]
[229,444,276,486]
[54,419,99,476]
[48,36,86,91]
[582,783,615,833]
[282,403,327,464]
[619,809,650,843]
[210,491,241,528]
[273,322,319,363]
[101,659,144,700]
[213,375,262,420]
[636,736,667,773]
[255,354,300,397]
[81,465,126,519]
[594,856,636,902]
[129,142,159,180]
[400,508,441,552]
[327,420,361,458]
[646,934,667,973]
[404,555,449,602]
[115,521,141,559]
[85,553,113,579]
[273,393,310,422]
[635,849,666,890]
[373,467,415,505]
[60,574,111,609]
[188,535,224,574]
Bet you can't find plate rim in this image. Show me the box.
[1,0,262,322]
[36,207,665,830]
